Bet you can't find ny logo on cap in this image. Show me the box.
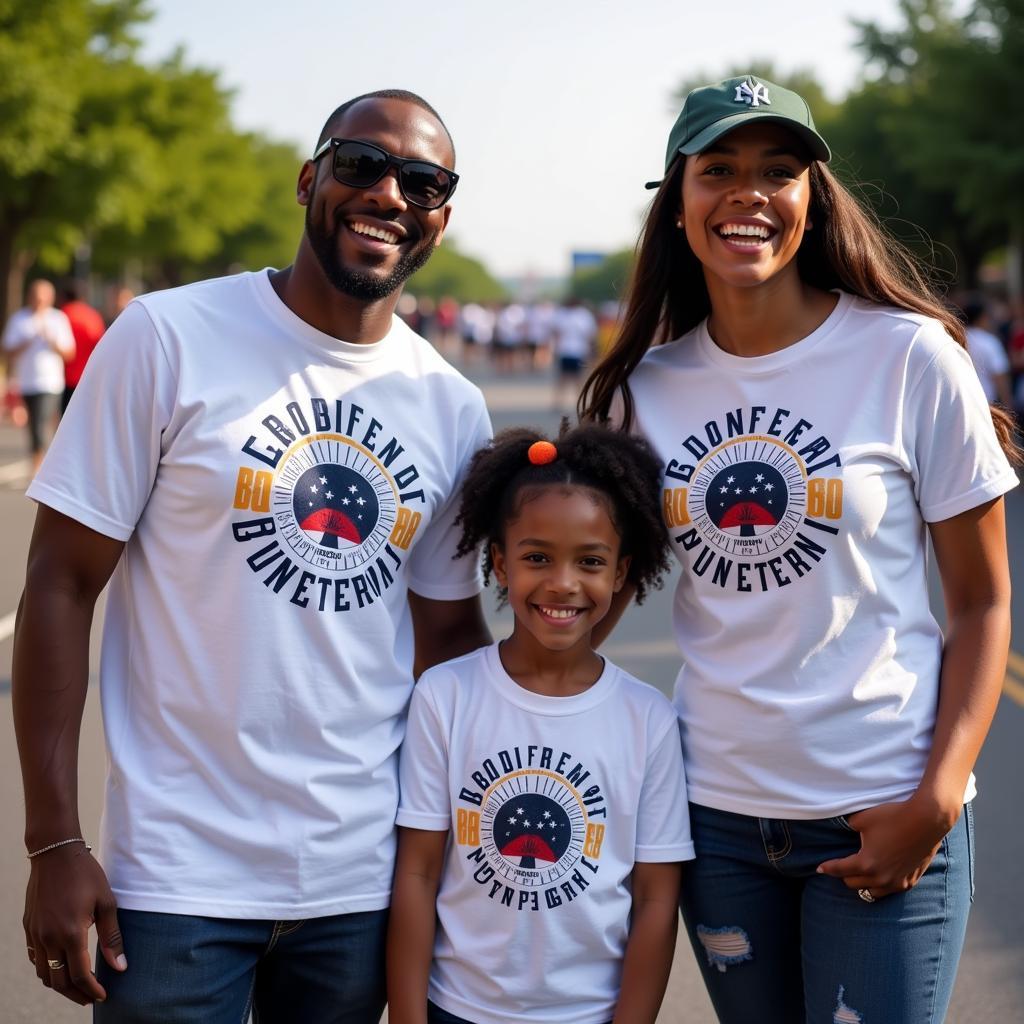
[734,79,770,108]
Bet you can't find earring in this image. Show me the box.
[675,219,684,228]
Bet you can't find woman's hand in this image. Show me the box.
[816,795,959,899]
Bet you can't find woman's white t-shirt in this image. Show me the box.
[624,292,1017,819]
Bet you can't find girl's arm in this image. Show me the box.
[387,826,449,1024]
[819,496,1011,896]
[613,861,682,1024]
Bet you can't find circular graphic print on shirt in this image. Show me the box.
[480,772,588,887]
[687,438,806,557]
[272,436,398,572]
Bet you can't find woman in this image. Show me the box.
[580,75,1018,1023]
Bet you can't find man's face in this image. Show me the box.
[299,98,453,302]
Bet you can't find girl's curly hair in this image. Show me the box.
[454,421,672,604]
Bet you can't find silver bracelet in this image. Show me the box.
[26,837,92,859]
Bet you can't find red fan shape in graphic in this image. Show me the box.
[500,834,557,863]
[299,508,361,544]
[719,502,778,530]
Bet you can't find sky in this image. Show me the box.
[137,0,933,281]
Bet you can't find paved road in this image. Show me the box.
[1,361,1022,1022]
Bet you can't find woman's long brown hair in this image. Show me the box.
[578,160,1019,461]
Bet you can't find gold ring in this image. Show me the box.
[47,958,65,970]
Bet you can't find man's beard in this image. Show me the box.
[305,202,439,301]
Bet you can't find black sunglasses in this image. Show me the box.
[311,138,458,210]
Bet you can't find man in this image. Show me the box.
[14,90,491,1021]
[2,278,75,472]
[58,282,106,413]
[963,298,1012,408]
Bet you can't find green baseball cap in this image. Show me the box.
[645,75,831,189]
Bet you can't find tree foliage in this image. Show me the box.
[407,241,506,303]
[569,249,634,303]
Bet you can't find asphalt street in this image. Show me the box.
[1,359,1022,1022]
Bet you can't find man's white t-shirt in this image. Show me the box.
[624,292,1017,819]
[553,306,597,359]
[2,306,74,393]
[398,643,694,1024]
[27,270,492,918]
[965,326,1009,402]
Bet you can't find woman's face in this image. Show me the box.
[679,122,814,292]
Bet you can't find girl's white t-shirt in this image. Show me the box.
[624,292,1017,819]
[398,643,694,1024]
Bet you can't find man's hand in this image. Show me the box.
[816,796,957,899]
[24,843,126,1005]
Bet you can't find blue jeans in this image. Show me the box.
[680,803,974,1024]
[93,908,387,1023]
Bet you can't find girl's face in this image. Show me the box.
[680,122,814,292]
[491,485,630,657]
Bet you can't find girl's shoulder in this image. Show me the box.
[602,661,680,741]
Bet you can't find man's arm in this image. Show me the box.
[408,591,491,677]
[14,505,128,1005]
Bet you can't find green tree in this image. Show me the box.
[852,0,1023,288]
[569,249,634,303]
[0,0,155,318]
[407,241,506,303]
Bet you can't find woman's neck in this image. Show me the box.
[498,634,604,698]
[704,273,838,358]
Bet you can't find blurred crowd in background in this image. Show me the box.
[5,280,1024,473]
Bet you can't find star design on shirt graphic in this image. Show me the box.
[523,819,531,828]
[356,497,366,506]
[348,485,358,493]
[543,811,551,819]
[310,484,318,494]
[734,488,743,495]
[765,482,774,491]
[516,807,524,814]
[749,486,758,493]
[720,485,729,494]
[755,474,764,483]
[342,497,350,505]
[508,816,517,825]
[727,475,735,483]
[319,475,327,485]
[325,491,333,499]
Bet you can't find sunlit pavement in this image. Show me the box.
[1,356,1021,1021]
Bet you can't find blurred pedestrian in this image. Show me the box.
[14,89,490,1019]
[59,282,105,414]
[2,278,74,473]
[963,297,1012,408]
[552,295,596,409]
[580,74,1017,1024]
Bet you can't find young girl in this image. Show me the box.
[580,75,1018,1023]
[387,424,694,1024]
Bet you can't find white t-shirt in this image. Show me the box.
[553,306,597,359]
[27,270,492,918]
[965,326,1009,402]
[2,306,75,393]
[624,292,1017,819]
[398,643,694,1024]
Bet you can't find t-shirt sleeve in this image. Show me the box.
[635,715,695,862]
[407,397,493,600]
[904,331,1018,523]
[25,301,177,541]
[396,678,452,831]
[1,312,21,350]
[53,310,75,358]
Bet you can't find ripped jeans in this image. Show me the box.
[679,802,974,1024]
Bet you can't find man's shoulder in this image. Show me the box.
[134,271,258,315]
[392,317,487,407]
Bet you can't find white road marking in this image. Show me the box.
[0,610,17,644]
[0,459,30,485]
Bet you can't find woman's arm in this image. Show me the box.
[613,861,682,1024]
[386,826,448,1024]
[818,496,1011,896]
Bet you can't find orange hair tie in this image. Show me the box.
[527,440,558,465]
